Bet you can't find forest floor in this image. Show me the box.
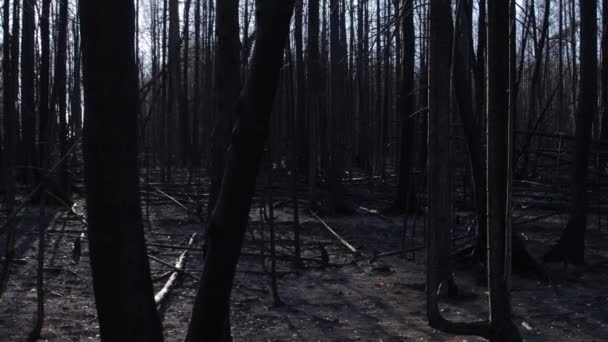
[0,172,607,341]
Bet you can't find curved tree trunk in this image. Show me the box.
[427,0,490,338]
[185,1,295,340]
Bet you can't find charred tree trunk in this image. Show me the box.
[486,0,522,339]
[51,0,71,202]
[451,0,488,265]
[80,0,164,339]
[517,0,551,177]
[21,0,36,184]
[166,0,181,181]
[327,0,351,213]
[181,0,192,166]
[427,0,490,338]
[185,1,295,340]
[192,0,202,166]
[37,0,51,192]
[544,0,598,265]
[208,0,241,218]
[474,0,486,139]
[601,0,608,140]
[307,0,321,205]
[71,16,82,137]
[393,0,416,212]
[292,0,305,265]
[356,0,369,171]
[0,0,19,297]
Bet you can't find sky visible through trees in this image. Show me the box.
[0,0,607,341]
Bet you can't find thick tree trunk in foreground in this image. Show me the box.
[80,1,164,340]
[486,0,521,339]
[544,0,598,265]
[185,1,295,340]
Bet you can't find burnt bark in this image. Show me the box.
[185,1,295,340]
[427,0,490,338]
[208,0,241,218]
[307,0,321,204]
[50,0,71,202]
[393,0,416,212]
[544,0,598,265]
[601,0,608,140]
[486,0,522,338]
[21,0,36,184]
[80,0,164,339]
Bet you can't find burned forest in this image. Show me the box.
[0,0,607,341]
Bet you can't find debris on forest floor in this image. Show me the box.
[0,179,607,341]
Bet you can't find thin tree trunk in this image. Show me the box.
[266,161,281,306]
[181,0,192,166]
[292,0,304,266]
[166,0,181,181]
[52,0,71,202]
[192,0,202,166]
[71,16,82,137]
[308,0,321,206]
[517,0,551,176]
[27,192,47,342]
[21,0,36,185]
[451,0,488,265]
[601,0,608,140]
[569,0,577,133]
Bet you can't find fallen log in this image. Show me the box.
[370,245,425,261]
[147,242,205,252]
[309,210,359,254]
[154,233,198,305]
[357,206,393,222]
[149,184,189,212]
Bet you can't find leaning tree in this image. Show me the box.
[185,0,296,340]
